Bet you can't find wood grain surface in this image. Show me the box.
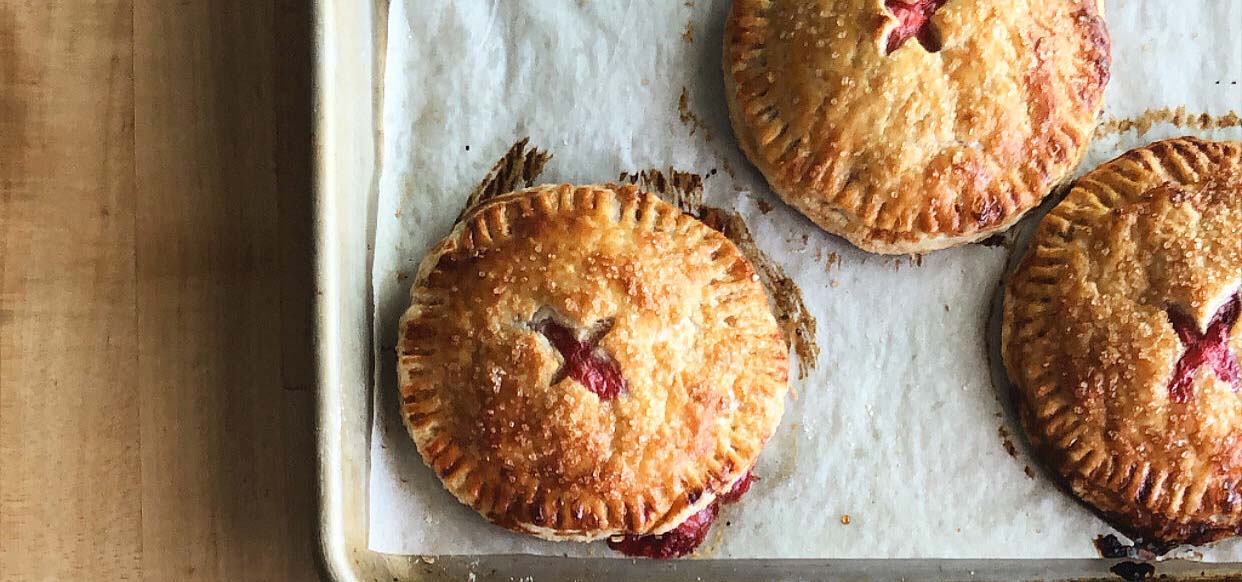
[1,2,320,580]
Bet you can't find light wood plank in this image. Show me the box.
[0,2,142,581]
[1,2,320,579]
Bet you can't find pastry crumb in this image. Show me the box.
[998,425,1018,458]
[840,514,851,525]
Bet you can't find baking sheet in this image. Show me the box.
[367,0,1242,559]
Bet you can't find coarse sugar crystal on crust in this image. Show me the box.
[1003,137,1242,547]
[724,0,1110,254]
[398,183,789,544]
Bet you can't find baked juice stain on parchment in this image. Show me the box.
[456,137,552,223]
[996,424,1018,458]
[677,87,714,142]
[619,168,820,381]
[1095,105,1242,137]
[617,168,703,215]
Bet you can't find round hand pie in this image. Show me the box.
[724,0,1110,254]
[1004,137,1242,546]
[397,183,789,556]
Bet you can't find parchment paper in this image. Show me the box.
[368,0,1242,559]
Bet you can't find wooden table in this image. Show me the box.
[1,3,321,580]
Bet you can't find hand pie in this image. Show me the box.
[724,0,1110,253]
[1004,138,1242,547]
[398,183,789,557]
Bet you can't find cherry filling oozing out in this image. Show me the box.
[535,318,627,401]
[608,472,757,559]
[884,0,949,54]
[1166,294,1241,403]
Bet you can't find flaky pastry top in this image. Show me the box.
[724,0,1110,253]
[1004,138,1242,545]
[398,184,789,541]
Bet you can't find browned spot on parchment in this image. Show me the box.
[824,251,840,274]
[618,168,703,215]
[1096,106,1242,137]
[997,424,1018,458]
[682,20,695,44]
[623,168,819,380]
[677,87,713,142]
[457,137,552,222]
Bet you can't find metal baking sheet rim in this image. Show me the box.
[310,1,1242,580]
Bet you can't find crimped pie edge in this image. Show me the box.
[1002,137,1242,545]
[723,0,1110,254]
[398,183,790,542]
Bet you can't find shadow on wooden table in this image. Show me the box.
[274,1,321,580]
[135,2,322,580]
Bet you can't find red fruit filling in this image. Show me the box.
[1167,294,1240,403]
[536,318,627,401]
[607,503,720,559]
[608,471,757,559]
[884,0,948,54]
[716,470,756,504]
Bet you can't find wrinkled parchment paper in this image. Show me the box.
[369,0,1242,558]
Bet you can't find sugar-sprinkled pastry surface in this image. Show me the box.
[1004,138,1242,547]
[724,0,1110,254]
[398,184,788,550]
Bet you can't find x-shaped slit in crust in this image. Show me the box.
[884,0,948,54]
[1166,293,1241,403]
[533,313,627,401]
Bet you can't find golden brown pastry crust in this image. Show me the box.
[724,0,1110,254]
[1003,137,1242,545]
[398,184,789,541]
